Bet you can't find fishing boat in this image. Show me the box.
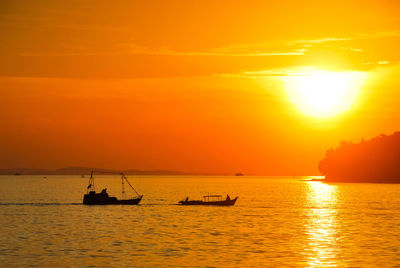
[179,194,238,206]
[83,170,143,205]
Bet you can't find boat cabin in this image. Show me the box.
[179,194,237,206]
[203,195,223,202]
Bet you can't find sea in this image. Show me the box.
[1,175,400,267]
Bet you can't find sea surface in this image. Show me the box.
[1,175,400,267]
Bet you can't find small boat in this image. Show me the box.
[235,173,244,176]
[83,170,143,205]
[179,194,238,206]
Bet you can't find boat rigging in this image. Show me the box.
[83,170,143,205]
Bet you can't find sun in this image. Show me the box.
[284,69,366,118]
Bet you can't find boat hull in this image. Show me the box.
[179,197,238,206]
[83,193,143,205]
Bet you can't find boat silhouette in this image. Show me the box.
[83,170,143,205]
[179,194,238,206]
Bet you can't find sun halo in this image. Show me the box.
[284,69,366,118]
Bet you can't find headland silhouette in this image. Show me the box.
[319,131,400,183]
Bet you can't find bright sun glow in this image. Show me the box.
[284,69,366,118]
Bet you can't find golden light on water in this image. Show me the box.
[285,69,367,118]
[305,182,339,267]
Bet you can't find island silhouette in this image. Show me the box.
[319,131,400,183]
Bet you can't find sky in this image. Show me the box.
[1,0,400,174]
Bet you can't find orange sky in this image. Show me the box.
[1,0,400,174]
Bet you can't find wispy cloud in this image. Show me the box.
[221,68,317,78]
[221,66,373,79]
[123,44,306,57]
[291,30,400,45]
[19,30,400,59]
[12,31,400,80]
[19,45,306,57]
[293,37,352,45]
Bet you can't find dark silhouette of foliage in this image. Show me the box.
[319,132,400,182]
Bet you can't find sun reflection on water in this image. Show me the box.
[305,182,340,267]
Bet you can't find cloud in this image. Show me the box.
[221,66,340,79]
[5,30,400,80]
[292,31,400,45]
[19,43,306,57]
[18,30,399,59]
[293,37,353,45]
[221,69,291,78]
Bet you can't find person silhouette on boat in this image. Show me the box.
[226,194,230,201]
[101,188,107,194]
[185,196,189,202]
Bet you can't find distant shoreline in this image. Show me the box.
[0,167,207,176]
[0,168,318,177]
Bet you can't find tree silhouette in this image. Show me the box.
[319,132,400,182]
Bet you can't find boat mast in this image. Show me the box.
[121,175,125,200]
[86,170,141,198]
[122,174,141,197]
[87,171,95,193]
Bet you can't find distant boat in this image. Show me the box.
[83,170,143,205]
[14,173,21,176]
[235,173,244,176]
[179,195,238,206]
